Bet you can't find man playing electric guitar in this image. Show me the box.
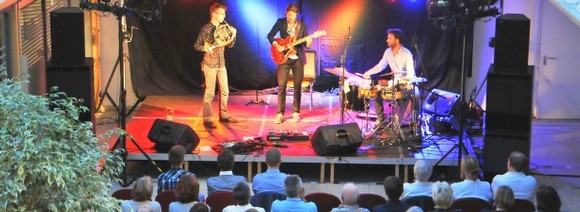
[267,3,313,124]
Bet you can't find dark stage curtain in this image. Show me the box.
[127,0,467,97]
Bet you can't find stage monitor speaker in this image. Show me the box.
[486,67,533,135]
[46,58,94,126]
[483,133,531,173]
[423,89,460,117]
[147,118,200,153]
[494,14,530,74]
[50,7,85,65]
[310,123,363,156]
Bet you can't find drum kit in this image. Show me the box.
[325,68,427,144]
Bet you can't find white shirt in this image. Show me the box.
[222,204,266,212]
[120,200,162,212]
[451,179,493,202]
[168,201,197,212]
[402,181,433,199]
[491,171,537,202]
[366,46,416,82]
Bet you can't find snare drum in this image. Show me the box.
[358,87,377,99]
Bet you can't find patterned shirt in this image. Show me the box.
[194,22,236,68]
[157,168,195,193]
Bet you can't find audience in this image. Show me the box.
[536,184,561,212]
[431,181,455,212]
[450,156,492,202]
[252,148,288,195]
[158,145,195,193]
[189,202,210,212]
[121,176,162,212]
[331,183,370,212]
[483,185,515,212]
[406,206,424,212]
[373,176,412,212]
[168,175,200,212]
[491,151,537,202]
[223,182,266,212]
[207,149,247,194]
[271,175,317,212]
[403,160,434,199]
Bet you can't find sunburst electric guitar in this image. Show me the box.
[271,30,326,65]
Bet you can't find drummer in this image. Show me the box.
[362,28,416,126]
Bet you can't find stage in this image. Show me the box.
[116,91,476,182]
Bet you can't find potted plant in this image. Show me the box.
[0,66,125,211]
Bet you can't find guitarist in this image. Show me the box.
[267,3,312,124]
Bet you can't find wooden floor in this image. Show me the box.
[98,92,580,211]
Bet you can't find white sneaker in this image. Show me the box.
[274,113,284,124]
[292,112,301,123]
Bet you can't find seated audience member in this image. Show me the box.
[373,176,412,212]
[403,160,434,199]
[207,149,247,193]
[121,176,162,212]
[536,184,561,212]
[482,185,514,212]
[491,151,537,202]
[406,206,424,212]
[189,202,210,212]
[431,181,455,212]
[271,175,317,212]
[252,148,288,195]
[223,182,266,212]
[331,183,370,212]
[450,156,492,202]
[158,145,195,193]
[169,175,200,212]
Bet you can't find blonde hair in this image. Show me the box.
[132,176,153,201]
[432,181,453,209]
[461,156,481,180]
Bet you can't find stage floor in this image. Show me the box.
[122,93,470,169]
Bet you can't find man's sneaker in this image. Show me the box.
[204,121,217,129]
[219,117,239,123]
[292,112,301,123]
[274,113,284,124]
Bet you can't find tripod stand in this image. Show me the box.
[246,69,268,105]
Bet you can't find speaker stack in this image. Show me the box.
[484,14,533,174]
[46,7,94,127]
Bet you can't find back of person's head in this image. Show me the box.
[413,160,433,182]
[169,145,186,168]
[284,175,303,198]
[387,28,404,43]
[265,148,282,168]
[190,202,210,212]
[217,149,235,171]
[341,183,360,205]
[233,181,252,205]
[383,176,404,201]
[432,181,453,209]
[494,185,515,210]
[176,175,199,203]
[461,156,481,180]
[536,184,561,212]
[132,176,153,201]
[508,151,528,172]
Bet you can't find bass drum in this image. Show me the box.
[345,85,364,111]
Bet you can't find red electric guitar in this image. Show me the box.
[271,30,326,65]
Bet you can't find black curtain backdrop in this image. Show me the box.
[127,0,468,97]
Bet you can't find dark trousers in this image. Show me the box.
[277,58,304,114]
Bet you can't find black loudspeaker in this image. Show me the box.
[147,118,200,153]
[486,66,533,135]
[310,123,363,156]
[483,133,531,173]
[423,89,461,117]
[494,14,530,74]
[50,7,85,65]
[46,58,94,126]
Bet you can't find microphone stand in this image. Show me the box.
[339,29,352,124]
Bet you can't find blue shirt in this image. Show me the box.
[451,179,493,202]
[271,197,317,212]
[331,205,370,212]
[157,168,195,193]
[252,168,288,195]
[492,171,537,202]
[207,171,247,194]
